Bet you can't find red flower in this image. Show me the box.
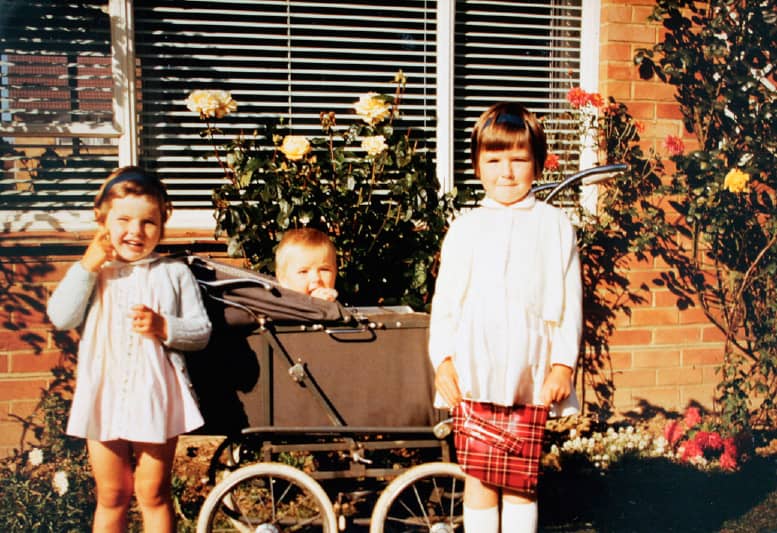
[566,87,604,109]
[723,436,738,457]
[634,121,646,134]
[544,153,560,171]
[684,407,702,428]
[719,452,738,471]
[567,87,589,108]
[587,92,604,108]
[693,430,710,449]
[664,134,685,156]
[706,431,724,451]
[664,420,684,447]
[681,440,703,461]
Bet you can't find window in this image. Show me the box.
[1,0,593,231]
[0,1,129,219]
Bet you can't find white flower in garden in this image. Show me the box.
[53,471,69,496]
[185,89,238,119]
[362,135,388,157]
[28,447,43,466]
[279,135,311,161]
[354,93,392,125]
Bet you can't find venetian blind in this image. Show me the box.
[133,0,437,209]
[453,0,583,199]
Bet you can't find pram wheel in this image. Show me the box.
[369,462,465,532]
[196,462,338,533]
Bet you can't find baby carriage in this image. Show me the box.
[185,164,627,533]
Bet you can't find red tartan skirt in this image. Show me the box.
[452,400,548,493]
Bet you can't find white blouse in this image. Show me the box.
[428,194,582,416]
[47,254,212,443]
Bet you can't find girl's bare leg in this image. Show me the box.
[87,439,134,533]
[463,474,500,532]
[133,437,178,533]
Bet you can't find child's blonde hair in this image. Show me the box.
[470,102,547,178]
[94,166,172,237]
[275,227,337,271]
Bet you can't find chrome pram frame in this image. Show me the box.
[188,164,627,533]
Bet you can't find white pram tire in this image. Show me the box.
[370,462,465,533]
[197,462,337,533]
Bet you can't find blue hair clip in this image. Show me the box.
[484,112,526,129]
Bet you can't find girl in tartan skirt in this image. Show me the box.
[429,102,583,532]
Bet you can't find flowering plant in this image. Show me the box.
[663,407,749,471]
[188,73,455,308]
[546,424,667,471]
[636,0,777,429]
[0,392,95,531]
[540,86,666,415]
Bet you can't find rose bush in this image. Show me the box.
[188,73,455,309]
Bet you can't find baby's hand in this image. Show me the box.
[130,304,167,340]
[310,287,338,302]
[81,227,114,272]
[540,364,573,406]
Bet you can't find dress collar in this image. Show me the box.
[481,192,537,210]
[106,252,161,269]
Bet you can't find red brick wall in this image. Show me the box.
[598,0,722,413]
[0,1,726,456]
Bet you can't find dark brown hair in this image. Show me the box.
[470,102,547,178]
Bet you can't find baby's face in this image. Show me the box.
[277,245,337,296]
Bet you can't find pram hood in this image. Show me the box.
[183,254,356,329]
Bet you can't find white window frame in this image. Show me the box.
[4,0,601,233]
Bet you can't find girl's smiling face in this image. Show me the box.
[102,194,163,262]
[477,145,536,205]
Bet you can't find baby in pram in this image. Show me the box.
[275,227,339,302]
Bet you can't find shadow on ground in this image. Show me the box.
[539,450,777,532]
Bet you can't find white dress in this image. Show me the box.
[428,194,583,416]
[47,253,212,443]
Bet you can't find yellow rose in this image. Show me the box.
[279,135,311,161]
[361,135,387,157]
[354,93,392,125]
[185,90,237,119]
[723,168,750,193]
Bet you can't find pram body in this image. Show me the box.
[184,254,458,532]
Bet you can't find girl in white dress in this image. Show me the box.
[429,102,583,532]
[47,166,212,532]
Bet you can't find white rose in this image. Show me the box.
[185,89,238,119]
[353,93,392,125]
[279,135,311,161]
[361,135,387,157]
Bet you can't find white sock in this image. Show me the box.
[501,500,538,533]
[463,505,499,533]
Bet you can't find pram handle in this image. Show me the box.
[532,163,628,203]
[197,278,275,291]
